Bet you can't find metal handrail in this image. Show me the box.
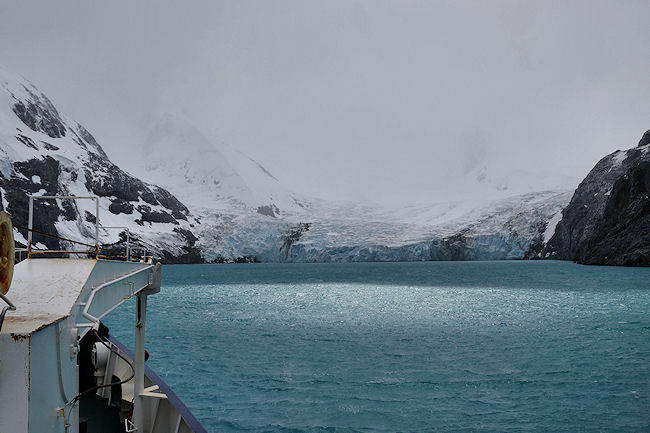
[21,195,143,262]
[129,247,148,262]
[27,195,99,258]
[77,264,154,330]
[0,292,17,333]
[29,250,97,255]
[101,226,131,261]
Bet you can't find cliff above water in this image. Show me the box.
[537,131,650,266]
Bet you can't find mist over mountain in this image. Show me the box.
[116,84,573,262]
[139,113,306,214]
[4,66,648,266]
[2,1,648,207]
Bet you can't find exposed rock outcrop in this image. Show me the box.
[538,131,650,266]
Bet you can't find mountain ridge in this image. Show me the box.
[0,66,573,263]
[0,66,201,262]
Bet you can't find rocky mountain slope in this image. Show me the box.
[0,66,200,262]
[535,131,650,266]
[0,66,572,263]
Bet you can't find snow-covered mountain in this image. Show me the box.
[0,66,200,262]
[132,112,571,262]
[0,65,571,263]
[140,113,306,215]
[126,113,311,261]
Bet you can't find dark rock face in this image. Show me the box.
[82,151,189,222]
[257,204,280,218]
[1,157,62,249]
[11,85,66,138]
[16,134,38,150]
[279,222,311,259]
[136,205,178,225]
[41,141,60,151]
[159,246,204,264]
[84,211,96,224]
[173,227,198,246]
[639,130,650,147]
[75,123,107,158]
[211,256,259,264]
[540,131,650,266]
[150,186,188,220]
[109,198,134,215]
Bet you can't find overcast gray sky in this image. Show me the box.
[1,0,649,204]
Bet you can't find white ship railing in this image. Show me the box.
[75,263,156,330]
[100,226,131,261]
[27,195,99,258]
[22,196,140,261]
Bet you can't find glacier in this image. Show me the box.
[0,65,573,263]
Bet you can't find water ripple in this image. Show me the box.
[104,261,650,433]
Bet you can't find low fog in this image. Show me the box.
[1,0,649,204]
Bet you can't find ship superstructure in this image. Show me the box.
[0,197,206,433]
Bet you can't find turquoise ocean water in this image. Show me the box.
[104,261,650,432]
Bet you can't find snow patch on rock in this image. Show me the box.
[543,210,563,244]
